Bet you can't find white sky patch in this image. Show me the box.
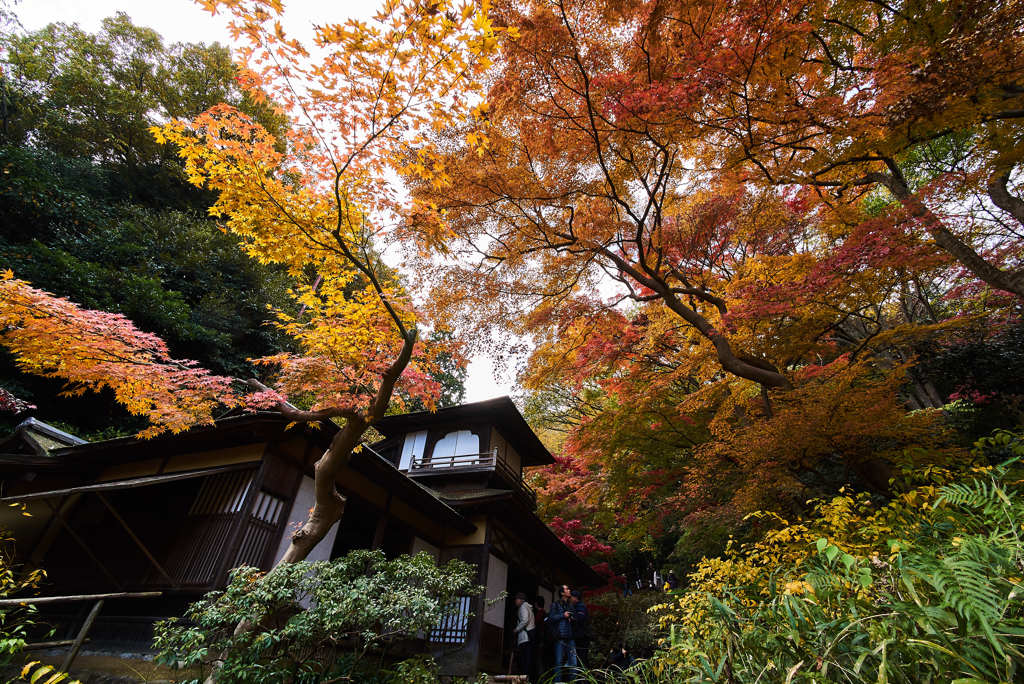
[16,0,380,44]
[14,0,517,403]
[464,355,515,402]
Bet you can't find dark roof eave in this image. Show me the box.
[45,413,293,462]
[442,491,601,586]
[0,462,256,504]
[0,452,72,468]
[349,449,476,535]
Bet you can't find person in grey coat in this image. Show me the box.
[513,592,535,679]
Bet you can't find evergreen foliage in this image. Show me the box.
[0,14,294,436]
[152,550,483,683]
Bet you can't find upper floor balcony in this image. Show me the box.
[407,447,537,506]
[371,397,554,510]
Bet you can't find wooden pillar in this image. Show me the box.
[61,599,103,672]
[371,493,392,550]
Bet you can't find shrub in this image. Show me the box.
[153,550,483,683]
[0,510,46,669]
[643,439,1024,682]
[585,590,663,664]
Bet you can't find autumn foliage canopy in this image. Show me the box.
[1,0,1022,581]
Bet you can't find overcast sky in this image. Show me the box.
[16,0,377,45]
[14,0,517,404]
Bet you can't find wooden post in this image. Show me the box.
[61,599,103,673]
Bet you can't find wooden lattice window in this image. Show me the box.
[165,469,255,586]
[233,490,287,569]
[429,596,472,645]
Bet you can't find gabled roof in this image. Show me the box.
[374,396,555,467]
[0,417,87,464]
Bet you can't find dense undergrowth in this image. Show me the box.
[572,431,1024,683]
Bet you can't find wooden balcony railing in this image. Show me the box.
[409,449,536,504]
[410,450,497,470]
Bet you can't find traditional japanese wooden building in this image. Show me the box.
[0,398,598,677]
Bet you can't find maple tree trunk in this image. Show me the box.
[925,214,1024,299]
[658,289,793,390]
[274,332,416,567]
[205,333,416,683]
[987,171,1024,227]
[606,248,794,391]
[884,171,1024,300]
[274,429,360,566]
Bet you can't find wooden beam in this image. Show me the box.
[0,462,256,504]
[44,499,123,591]
[23,639,89,650]
[61,599,103,672]
[96,492,179,587]
[0,591,161,607]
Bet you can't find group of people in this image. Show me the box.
[623,568,679,596]
[510,584,590,682]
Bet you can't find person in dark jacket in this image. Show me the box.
[569,590,590,671]
[548,584,577,682]
[531,595,547,682]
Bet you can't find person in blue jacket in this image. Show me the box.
[548,584,577,682]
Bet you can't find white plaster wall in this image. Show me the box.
[490,427,522,474]
[411,536,440,561]
[272,475,339,565]
[538,585,553,611]
[484,553,508,627]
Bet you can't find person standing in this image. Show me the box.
[512,592,535,680]
[569,590,590,672]
[548,584,577,682]
[531,595,547,682]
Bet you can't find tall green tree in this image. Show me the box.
[0,13,293,436]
